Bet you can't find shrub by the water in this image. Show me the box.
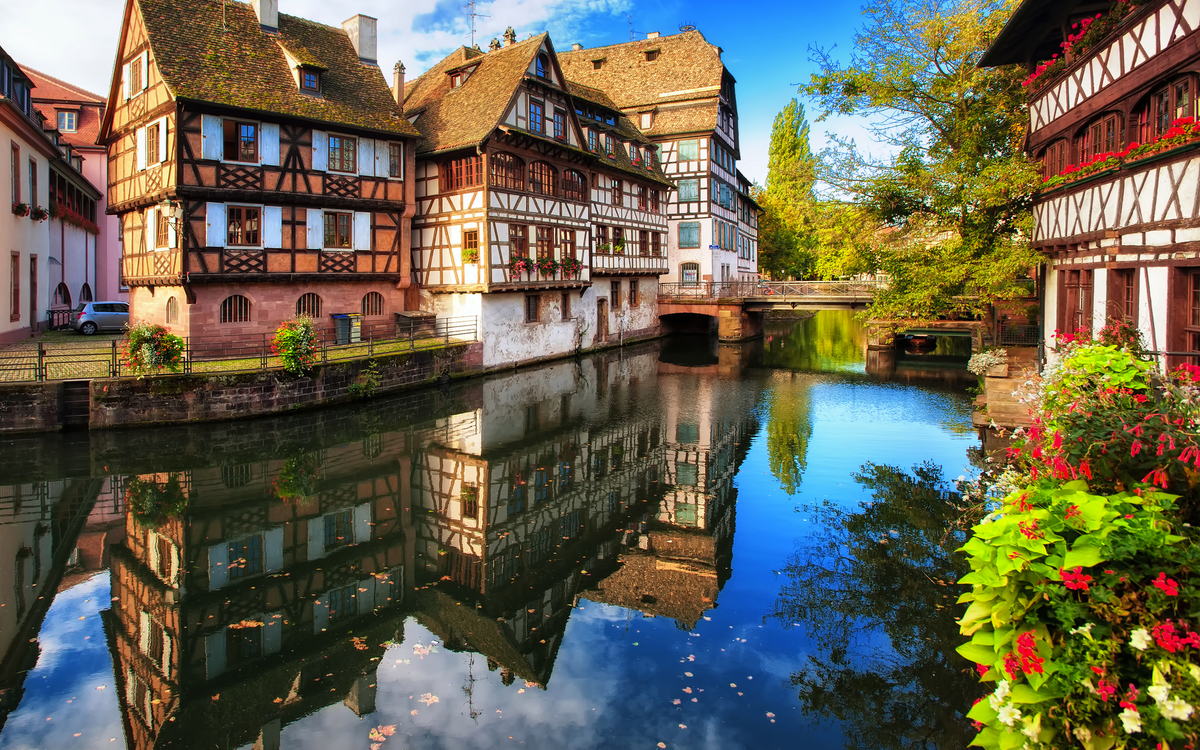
[272,316,317,375]
[123,321,185,378]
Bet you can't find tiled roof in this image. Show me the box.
[25,67,105,150]
[642,101,716,137]
[23,67,105,103]
[137,0,416,136]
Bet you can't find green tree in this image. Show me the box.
[805,0,1041,320]
[758,100,819,279]
[765,376,814,495]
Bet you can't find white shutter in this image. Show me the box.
[307,208,324,250]
[204,631,226,679]
[135,126,147,170]
[353,502,371,544]
[263,612,282,654]
[147,532,160,572]
[357,578,376,615]
[146,207,156,249]
[311,130,327,171]
[374,140,387,177]
[307,517,325,560]
[352,212,371,251]
[207,542,228,589]
[162,631,173,679]
[139,611,150,653]
[312,593,330,633]
[157,117,168,163]
[357,138,374,176]
[167,211,177,249]
[140,52,149,91]
[201,115,222,160]
[260,122,280,166]
[262,206,282,249]
[121,62,131,101]
[168,542,178,585]
[263,526,283,572]
[205,203,226,248]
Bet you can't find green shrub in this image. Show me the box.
[123,321,185,378]
[272,316,317,375]
[126,474,188,526]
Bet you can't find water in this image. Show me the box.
[0,311,981,750]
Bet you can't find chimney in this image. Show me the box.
[392,61,405,105]
[502,26,516,47]
[251,0,278,30]
[342,14,378,63]
[646,31,659,39]
[571,43,582,51]
[488,38,501,51]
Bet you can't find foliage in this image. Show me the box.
[271,316,317,375]
[1024,0,1150,90]
[11,202,29,217]
[123,321,185,378]
[347,359,381,399]
[765,377,814,495]
[968,348,1008,376]
[126,474,188,527]
[461,246,479,264]
[272,453,321,502]
[560,256,583,277]
[508,256,533,276]
[536,256,559,277]
[49,201,101,234]
[757,100,820,280]
[804,0,1043,320]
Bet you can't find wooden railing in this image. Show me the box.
[658,279,888,299]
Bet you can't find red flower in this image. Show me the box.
[1151,621,1200,652]
[976,662,990,677]
[1015,631,1046,674]
[1152,572,1180,596]
[1097,677,1118,701]
[1061,566,1093,591]
[1134,394,1149,403]
[1018,520,1042,540]
[1003,652,1021,678]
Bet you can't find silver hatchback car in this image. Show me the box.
[69,301,130,335]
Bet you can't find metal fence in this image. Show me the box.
[999,324,1041,347]
[658,279,888,299]
[0,315,478,383]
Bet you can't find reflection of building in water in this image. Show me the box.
[104,432,416,750]
[412,351,669,687]
[0,475,106,733]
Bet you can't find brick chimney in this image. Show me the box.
[502,26,516,47]
[571,43,582,51]
[392,61,405,105]
[646,31,659,39]
[489,38,501,51]
[252,0,278,30]
[342,14,378,63]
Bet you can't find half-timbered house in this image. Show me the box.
[559,30,757,286]
[99,0,419,340]
[403,30,674,368]
[983,0,1200,364]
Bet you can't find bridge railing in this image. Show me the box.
[658,279,888,299]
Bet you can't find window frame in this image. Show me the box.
[362,291,385,316]
[529,161,556,196]
[611,178,623,207]
[225,204,262,248]
[535,225,554,259]
[166,296,179,324]
[328,134,357,174]
[490,152,524,191]
[678,178,700,202]
[57,111,77,133]
[678,221,701,249]
[678,139,699,161]
[222,119,258,164]
[529,99,545,134]
[1082,112,1123,162]
[559,227,576,260]
[323,210,353,250]
[388,143,403,179]
[525,294,540,323]
[562,169,586,201]
[10,143,19,204]
[296,292,322,318]
[301,68,321,93]
[444,154,483,191]
[1140,75,1196,142]
[629,279,639,306]
[509,223,528,258]
[155,208,169,249]
[1042,139,1069,181]
[220,295,252,323]
[610,280,621,308]
[553,109,566,140]
[535,54,550,79]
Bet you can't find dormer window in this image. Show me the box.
[644,49,659,62]
[301,68,321,93]
[592,58,604,70]
[536,53,550,79]
[57,111,78,132]
[451,71,464,88]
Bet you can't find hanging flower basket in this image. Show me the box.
[508,256,533,278]
[560,256,582,278]
[536,256,559,278]
[11,202,29,217]
[29,206,48,222]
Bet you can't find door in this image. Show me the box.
[597,298,608,342]
[28,256,36,332]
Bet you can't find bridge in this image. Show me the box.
[657,280,885,340]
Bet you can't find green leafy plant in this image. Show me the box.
[560,256,583,277]
[123,321,185,378]
[272,453,321,502]
[462,247,479,264]
[126,474,188,527]
[271,316,317,375]
[348,359,381,399]
[535,256,559,277]
[508,256,533,276]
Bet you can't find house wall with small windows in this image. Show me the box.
[0,102,53,343]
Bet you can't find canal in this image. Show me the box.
[0,310,980,750]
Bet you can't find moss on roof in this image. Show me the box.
[138,0,416,136]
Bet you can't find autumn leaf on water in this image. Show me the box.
[410,710,418,716]
[658,743,667,748]
[766,712,775,719]
[227,619,263,630]
[672,699,681,705]
[419,693,439,706]
[368,725,396,742]
[524,681,538,688]
[682,687,692,694]
[684,672,693,677]
[273,698,283,704]
[351,636,369,651]
[211,695,219,701]
[413,644,431,657]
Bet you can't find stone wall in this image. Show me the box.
[0,382,60,433]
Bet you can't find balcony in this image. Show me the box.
[591,250,669,276]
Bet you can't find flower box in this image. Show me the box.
[1122,139,1200,169]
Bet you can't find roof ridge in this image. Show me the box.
[561,30,706,56]
[22,66,106,102]
[278,10,340,31]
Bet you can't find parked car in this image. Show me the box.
[69,301,130,335]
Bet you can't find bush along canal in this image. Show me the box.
[0,311,993,749]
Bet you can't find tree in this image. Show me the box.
[757,100,820,279]
[804,0,1041,320]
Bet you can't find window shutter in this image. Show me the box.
[307,517,325,560]
[353,502,371,544]
[135,126,147,170]
[357,138,374,176]
[147,531,160,572]
[352,212,371,251]
[146,207,156,248]
[205,203,226,248]
[139,611,150,653]
[260,122,280,166]
[168,541,178,584]
[167,211,177,249]
[263,527,283,573]
[204,631,226,679]
[200,115,222,160]
[157,117,167,163]
[374,140,387,177]
[311,130,327,171]
[262,206,282,249]
[306,208,324,250]
[313,593,330,633]
[162,631,173,679]
[121,63,131,101]
[357,577,376,614]
[140,52,149,91]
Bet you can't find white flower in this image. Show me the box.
[1130,628,1152,651]
[1022,720,1040,740]
[1160,698,1194,721]
[1070,623,1094,636]
[989,681,1011,711]
[998,704,1022,727]
[1073,726,1092,742]
[1148,684,1171,704]
[1119,708,1142,734]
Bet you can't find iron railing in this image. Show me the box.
[999,324,1041,347]
[45,308,74,330]
[0,315,478,383]
[658,279,888,299]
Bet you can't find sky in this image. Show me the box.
[0,0,882,184]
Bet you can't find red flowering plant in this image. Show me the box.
[122,321,186,378]
[271,453,321,503]
[508,255,533,277]
[271,316,317,375]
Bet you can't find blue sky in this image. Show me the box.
[1,0,879,183]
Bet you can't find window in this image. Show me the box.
[681,262,700,286]
[561,292,571,320]
[388,143,402,178]
[1141,77,1195,141]
[535,53,550,79]
[1109,268,1137,325]
[328,584,356,623]
[1042,139,1068,180]
[678,139,699,160]
[611,280,621,308]
[562,170,586,201]
[553,109,566,140]
[651,232,662,256]
[155,209,169,248]
[10,253,18,321]
[52,282,70,308]
[223,120,257,163]
[490,152,524,190]
[220,295,251,323]
[10,144,19,204]
[29,160,36,208]
[228,535,263,580]
[605,135,614,157]
[678,178,699,202]
[536,226,554,259]
[595,224,608,249]
[146,122,160,164]
[529,99,544,134]
[296,293,322,317]
[166,296,179,324]
[444,154,482,190]
[588,130,598,152]
[324,511,352,551]
[629,280,638,306]
[525,294,539,323]
[529,161,555,195]
[321,211,350,249]
[559,228,576,259]
[129,57,142,93]
[592,59,603,70]
[463,229,479,261]
[611,178,622,206]
[679,221,701,248]
[362,291,384,316]
[328,134,357,173]
[80,283,92,302]
[637,185,648,211]
[450,71,464,88]
[612,226,624,250]
[302,69,320,92]
[1060,269,1093,337]
[57,111,77,132]
[1186,269,1200,363]
[510,224,528,258]
[226,206,261,246]
[650,189,660,213]
[644,49,659,62]
[1083,113,1122,161]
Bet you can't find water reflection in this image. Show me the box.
[0,313,979,750]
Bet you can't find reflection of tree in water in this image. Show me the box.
[762,310,866,372]
[772,461,979,750]
[765,376,814,495]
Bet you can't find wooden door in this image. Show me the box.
[597,298,608,341]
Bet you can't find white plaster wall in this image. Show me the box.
[80,151,123,300]
[478,291,585,368]
[1091,267,1108,338]
[48,220,95,306]
[664,218,715,284]
[0,123,51,340]
[1143,266,1169,356]
[1042,266,1059,363]
[605,276,659,336]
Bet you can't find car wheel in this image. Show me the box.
[80,322,98,335]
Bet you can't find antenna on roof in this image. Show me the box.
[464,0,489,47]
[625,13,638,41]
[679,23,696,32]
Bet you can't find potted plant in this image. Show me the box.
[272,453,321,502]
[508,255,533,278]
[122,321,186,378]
[11,202,29,217]
[613,241,625,255]
[597,243,612,254]
[560,256,583,278]
[271,316,318,375]
[29,206,48,222]
[126,474,189,527]
[462,247,479,264]
[536,256,559,278]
